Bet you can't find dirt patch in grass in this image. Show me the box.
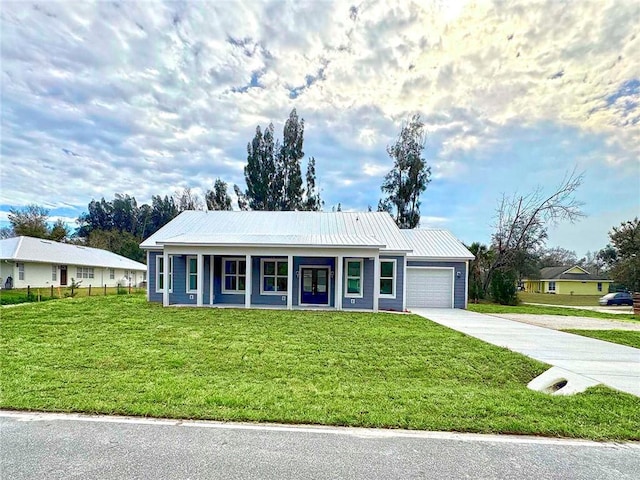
[490,314,640,331]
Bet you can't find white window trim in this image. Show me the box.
[76,267,95,279]
[109,268,115,280]
[548,281,556,292]
[17,262,25,281]
[260,258,289,295]
[379,259,396,299]
[155,255,173,293]
[186,255,198,294]
[222,257,246,294]
[52,265,57,281]
[345,258,364,298]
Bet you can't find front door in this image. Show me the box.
[60,265,67,286]
[301,267,329,305]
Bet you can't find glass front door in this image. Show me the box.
[300,267,329,305]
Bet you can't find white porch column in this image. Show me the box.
[287,254,293,310]
[245,254,252,308]
[464,260,469,309]
[162,251,169,307]
[402,255,407,312]
[146,251,150,301]
[373,253,380,313]
[335,255,343,310]
[209,255,214,305]
[196,253,204,307]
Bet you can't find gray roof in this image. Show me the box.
[401,229,475,260]
[0,236,147,270]
[141,211,412,252]
[538,266,611,281]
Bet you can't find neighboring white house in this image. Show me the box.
[0,236,147,289]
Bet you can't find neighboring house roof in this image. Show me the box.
[535,265,611,281]
[0,236,147,270]
[401,229,475,260]
[140,211,413,252]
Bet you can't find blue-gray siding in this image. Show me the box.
[341,258,373,310]
[148,252,414,310]
[251,257,288,306]
[378,255,405,311]
[406,260,467,308]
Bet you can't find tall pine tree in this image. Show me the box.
[280,108,304,210]
[205,178,233,211]
[304,156,322,211]
[239,108,319,211]
[380,114,431,228]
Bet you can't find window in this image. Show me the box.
[156,255,173,293]
[187,256,198,293]
[109,268,115,280]
[345,259,363,297]
[223,258,246,293]
[76,267,94,279]
[52,265,57,281]
[379,259,396,297]
[261,259,288,294]
[597,282,602,292]
[548,281,556,292]
[17,263,24,281]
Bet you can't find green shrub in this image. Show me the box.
[490,270,519,305]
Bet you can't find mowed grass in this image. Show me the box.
[469,303,639,322]
[563,330,640,349]
[518,292,603,306]
[1,296,639,440]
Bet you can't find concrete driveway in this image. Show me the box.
[412,308,640,397]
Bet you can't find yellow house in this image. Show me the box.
[522,266,612,295]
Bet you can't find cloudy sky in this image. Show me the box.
[1,0,638,255]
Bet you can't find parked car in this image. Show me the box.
[598,292,633,306]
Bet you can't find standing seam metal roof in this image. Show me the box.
[0,236,147,270]
[140,211,413,252]
[401,229,474,259]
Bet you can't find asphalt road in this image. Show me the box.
[2,411,639,480]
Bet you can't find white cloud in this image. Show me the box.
[0,0,638,250]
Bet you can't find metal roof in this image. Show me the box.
[401,229,474,260]
[0,236,147,270]
[140,211,412,252]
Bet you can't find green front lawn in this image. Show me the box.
[469,303,639,322]
[563,330,640,349]
[518,292,603,306]
[2,296,639,440]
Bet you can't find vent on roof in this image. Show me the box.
[40,240,52,244]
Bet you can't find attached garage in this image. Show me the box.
[401,229,474,309]
[406,267,454,308]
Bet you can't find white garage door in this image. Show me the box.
[406,268,454,308]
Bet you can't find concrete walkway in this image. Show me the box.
[412,308,640,397]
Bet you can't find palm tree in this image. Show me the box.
[467,242,490,303]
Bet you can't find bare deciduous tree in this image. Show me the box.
[485,170,585,295]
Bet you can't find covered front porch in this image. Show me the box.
[147,247,380,312]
